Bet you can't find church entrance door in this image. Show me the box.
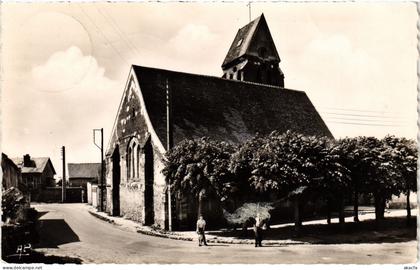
[112,146,121,216]
[144,139,154,225]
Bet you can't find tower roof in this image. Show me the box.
[222,14,281,68]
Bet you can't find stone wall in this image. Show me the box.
[120,182,144,222]
[152,151,167,229]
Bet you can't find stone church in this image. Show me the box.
[104,14,332,230]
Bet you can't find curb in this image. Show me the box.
[135,229,193,241]
[88,211,117,225]
[87,209,305,246]
[88,209,194,241]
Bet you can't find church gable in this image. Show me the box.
[106,70,158,159]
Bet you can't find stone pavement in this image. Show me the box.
[86,204,415,246]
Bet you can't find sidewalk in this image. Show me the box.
[86,204,415,246]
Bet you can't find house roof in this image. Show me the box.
[2,153,20,170]
[68,163,101,179]
[11,157,56,174]
[132,65,332,150]
[222,14,280,68]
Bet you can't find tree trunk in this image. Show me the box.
[294,198,302,233]
[198,197,203,217]
[198,189,206,217]
[379,197,386,219]
[327,198,331,225]
[338,196,345,225]
[406,189,411,226]
[374,194,385,221]
[353,188,359,222]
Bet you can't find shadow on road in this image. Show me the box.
[3,250,83,264]
[37,211,49,219]
[212,216,416,244]
[35,219,80,248]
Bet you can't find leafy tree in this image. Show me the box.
[352,136,403,221]
[232,131,345,231]
[334,137,364,222]
[163,138,236,217]
[313,139,351,225]
[228,135,266,208]
[335,137,388,222]
[382,136,417,224]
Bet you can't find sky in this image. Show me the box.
[1,2,418,178]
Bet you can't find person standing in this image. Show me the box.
[254,213,263,247]
[196,215,208,246]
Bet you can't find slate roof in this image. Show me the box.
[11,157,56,174]
[222,14,280,68]
[68,163,101,179]
[133,65,332,150]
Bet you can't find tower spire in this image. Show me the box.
[221,14,285,87]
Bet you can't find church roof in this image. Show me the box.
[133,65,332,149]
[222,14,280,68]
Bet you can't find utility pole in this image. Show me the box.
[93,128,104,212]
[61,146,66,203]
[166,79,173,231]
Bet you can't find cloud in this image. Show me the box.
[3,46,122,175]
[168,24,219,58]
[32,46,108,93]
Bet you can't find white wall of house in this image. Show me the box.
[87,182,92,205]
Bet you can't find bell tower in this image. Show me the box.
[221,14,285,87]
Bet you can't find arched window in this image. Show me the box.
[127,137,141,179]
[133,144,137,178]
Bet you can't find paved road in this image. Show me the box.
[33,203,416,264]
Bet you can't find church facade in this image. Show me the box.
[104,14,332,230]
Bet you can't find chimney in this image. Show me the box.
[23,154,32,167]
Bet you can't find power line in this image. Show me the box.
[320,111,410,120]
[78,5,130,66]
[319,107,410,117]
[96,7,141,57]
[327,121,407,127]
[324,116,410,124]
